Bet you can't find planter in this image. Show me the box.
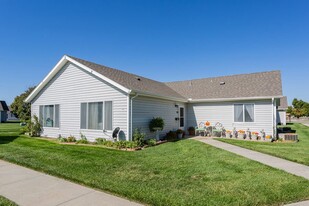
[177,133,182,139]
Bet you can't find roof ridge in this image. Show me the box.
[165,70,281,84]
[67,55,166,84]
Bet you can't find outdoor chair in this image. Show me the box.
[212,122,223,137]
[195,122,206,136]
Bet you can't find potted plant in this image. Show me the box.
[238,130,245,139]
[226,130,232,138]
[176,129,183,139]
[251,132,259,140]
[149,117,165,132]
[187,126,195,136]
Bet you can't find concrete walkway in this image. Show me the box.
[194,137,309,180]
[0,160,142,206]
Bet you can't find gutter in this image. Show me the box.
[188,96,284,103]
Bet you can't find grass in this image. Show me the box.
[0,196,18,206]
[217,123,309,166]
[0,123,308,206]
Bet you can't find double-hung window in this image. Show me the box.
[39,104,60,127]
[80,101,113,130]
[234,104,254,122]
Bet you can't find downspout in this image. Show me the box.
[130,93,139,141]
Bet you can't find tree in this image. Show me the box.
[10,86,35,122]
[290,98,309,118]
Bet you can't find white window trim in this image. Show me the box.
[40,104,60,129]
[80,101,113,131]
[233,103,255,123]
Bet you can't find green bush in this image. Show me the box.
[59,137,68,142]
[126,141,138,149]
[76,133,88,144]
[114,141,127,149]
[133,128,146,147]
[26,115,42,137]
[105,140,114,147]
[146,138,157,146]
[95,138,106,144]
[149,117,165,132]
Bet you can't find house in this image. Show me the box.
[0,101,9,123]
[25,55,284,141]
[277,96,288,125]
[7,107,19,121]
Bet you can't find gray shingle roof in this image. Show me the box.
[68,56,282,101]
[165,71,283,100]
[278,96,288,110]
[0,101,9,111]
[68,56,186,100]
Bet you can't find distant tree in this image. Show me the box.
[290,98,309,118]
[10,86,35,122]
[286,106,293,114]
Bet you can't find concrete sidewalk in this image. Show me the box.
[0,160,142,206]
[194,137,309,180]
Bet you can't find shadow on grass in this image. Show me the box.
[0,136,19,144]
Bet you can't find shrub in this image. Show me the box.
[76,133,88,144]
[126,141,138,149]
[146,138,157,146]
[176,129,183,134]
[166,131,177,140]
[133,128,146,147]
[105,140,114,147]
[114,141,127,149]
[26,115,42,137]
[95,138,106,144]
[149,117,165,132]
[59,137,68,142]
[67,135,76,142]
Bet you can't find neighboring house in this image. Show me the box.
[7,107,19,121]
[0,101,9,123]
[277,96,288,125]
[25,55,283,141]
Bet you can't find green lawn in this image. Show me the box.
[0,196,18,206]
[0,123,308,206]
[217,123,309,166]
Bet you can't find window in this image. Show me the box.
[80,101,113,130]
[234,104,254,122]
[39,104,60,127]
[179,107,184,127]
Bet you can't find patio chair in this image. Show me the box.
[195,122,206,136]
[212,122,223,137]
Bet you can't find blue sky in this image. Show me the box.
[1,0,308,105]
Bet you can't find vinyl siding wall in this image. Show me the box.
[277,111,286,125]
[31,63,128,141]
[187,99,274,136]
[132,96,185,139]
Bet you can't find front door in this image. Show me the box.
[179,107,185,129]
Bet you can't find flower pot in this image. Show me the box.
[177,133,182,139]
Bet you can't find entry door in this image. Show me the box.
[179,107,185,129]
